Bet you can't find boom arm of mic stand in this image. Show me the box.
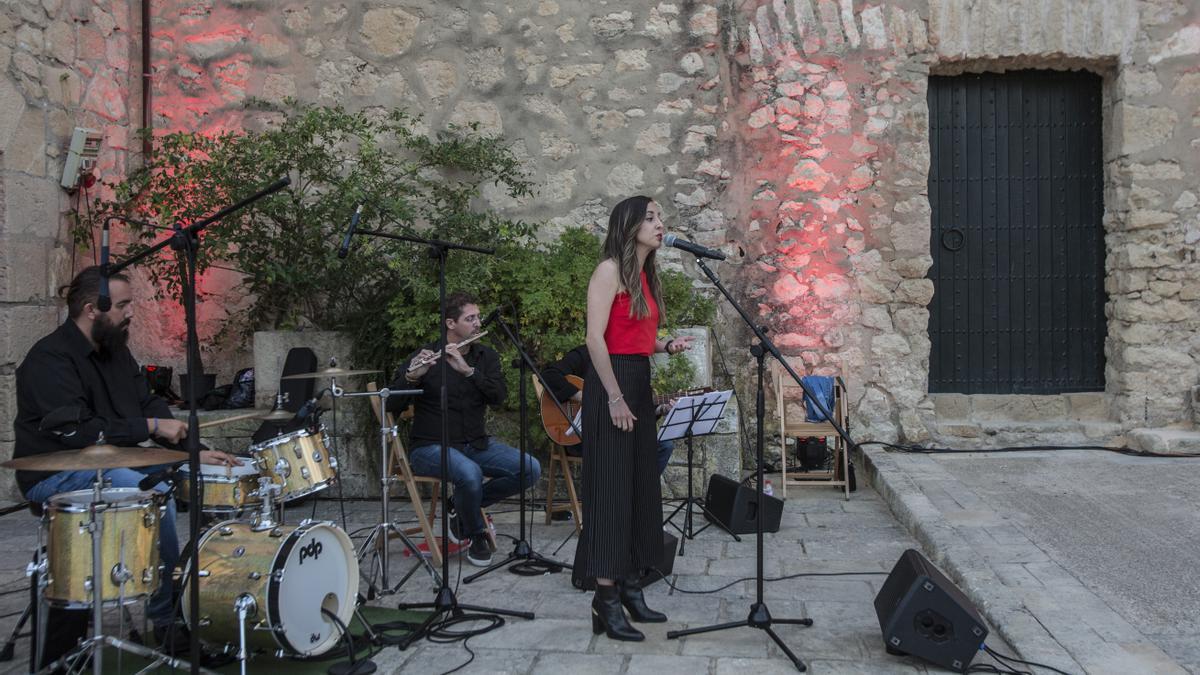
[691,257,854,451]
[106,177,292,277]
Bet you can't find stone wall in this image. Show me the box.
[2,0,1198,500]
[1,0,142,498]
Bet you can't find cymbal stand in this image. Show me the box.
[334,385,441,597]
[36,470,214,675]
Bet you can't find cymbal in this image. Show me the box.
[280,367,382,381]
[255,409,295,421]
[2,444,189,472]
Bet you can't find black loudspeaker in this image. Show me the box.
[874,549,987,673]
[571,530,678,591]
[703,473,783,535]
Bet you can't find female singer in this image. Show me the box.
[577,195,694,641]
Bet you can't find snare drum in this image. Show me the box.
[44,488,163,607]
[249,427,337,501]
[177,461,262,514]
[183,520,358,657]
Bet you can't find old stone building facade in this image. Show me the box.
[2,0,1197,497]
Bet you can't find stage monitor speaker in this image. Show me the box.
[874,549,988,673]
[572,530,678,591]
[703,473,783,535]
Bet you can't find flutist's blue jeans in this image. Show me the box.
[409,438,541,537]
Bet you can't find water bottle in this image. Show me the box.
[763,479,774,497]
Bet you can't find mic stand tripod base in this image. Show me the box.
[462,538,571,584]
[667,603,813,672]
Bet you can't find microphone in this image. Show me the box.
[138,466,180,492]
[338,204,364,259]
[663,233,726,261]
[292,396,323,425]
[480,306,505,330]
[97,216,114,311]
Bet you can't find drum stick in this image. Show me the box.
[198,411,266,429]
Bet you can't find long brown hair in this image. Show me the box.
[602,195,663,322]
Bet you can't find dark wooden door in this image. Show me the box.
[928,70,1106,394]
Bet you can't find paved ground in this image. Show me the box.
[863,446,1200,675]
[0,479,1017,674]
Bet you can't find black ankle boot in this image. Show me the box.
[619,576,667,623]
[592,585,645,641]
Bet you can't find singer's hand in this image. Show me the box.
[152,418,188,443]
[199,450,243,467]
[667,335,695,354]
[406,349,438,379]
[445,344,472,375]
[608,397,637,433]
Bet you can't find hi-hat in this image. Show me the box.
[280,367,381,380]
[2,444,188,472]
[255,409,296,421]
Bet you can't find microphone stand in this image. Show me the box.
[105,177,291,672]
[342,207,531,649]
[463,308,570,583]
[666,254,856,673]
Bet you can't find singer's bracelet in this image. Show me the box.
[664,339,676,353]
[608,394,624,406]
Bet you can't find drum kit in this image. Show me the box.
[2,364,436,674]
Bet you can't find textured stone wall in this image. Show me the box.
[1,0,141,498]
[2,0,1199,501]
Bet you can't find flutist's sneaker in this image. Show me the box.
[467,536,493,567]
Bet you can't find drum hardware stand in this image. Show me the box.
[234,594,255,675]
[464,309,570,584]
[105,176,291,670]
[664,256,863,672]
[35,471,214,675]
[339,207,531,647]
[250,478,282,531]
[335,385,442,597]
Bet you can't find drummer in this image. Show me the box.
[11,266,240,663]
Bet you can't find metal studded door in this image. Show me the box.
[928,70,1106,394]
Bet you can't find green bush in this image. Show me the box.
[385,226,716,409]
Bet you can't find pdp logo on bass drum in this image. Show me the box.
[298,538,324,565]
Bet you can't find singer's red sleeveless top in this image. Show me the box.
[604,270,658,356]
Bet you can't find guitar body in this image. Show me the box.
[541,374,584,446]
[539,372,715,447]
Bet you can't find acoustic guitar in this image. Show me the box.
[539,374,712,446]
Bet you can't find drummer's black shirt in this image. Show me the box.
[386,340,506,451]
[12,320,173,495]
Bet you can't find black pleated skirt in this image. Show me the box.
[574,354,663,580]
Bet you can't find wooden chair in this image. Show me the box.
[772,368,850,500]
[532,375,583,533]
[366,382,495,567]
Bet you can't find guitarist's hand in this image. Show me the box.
[655,397,678,418]
[609,397,637,433]
[667,335,695,354]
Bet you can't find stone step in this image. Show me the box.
[1126,427,1200,455]
[932,419,1124,449]
[932,392,1111,423]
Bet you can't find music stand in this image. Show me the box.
[660,390,741,554]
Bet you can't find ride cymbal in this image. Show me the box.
[2,444,188,472]
[280,367,382,380]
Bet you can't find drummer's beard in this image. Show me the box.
[92,314,131,357]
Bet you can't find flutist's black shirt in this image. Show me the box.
[13,320,173,495]
[387,341,506,451]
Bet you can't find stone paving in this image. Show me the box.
[0,478,1017,674]
[863,446,1200,675]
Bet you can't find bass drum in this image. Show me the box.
[183,520,358,657]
